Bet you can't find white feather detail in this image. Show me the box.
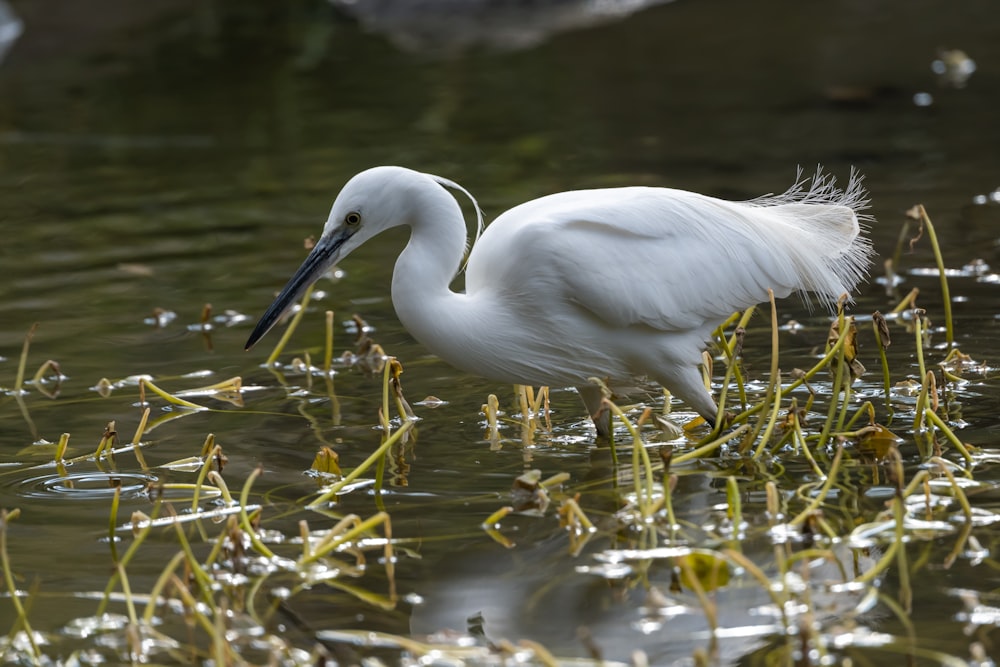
[465,168,874,333]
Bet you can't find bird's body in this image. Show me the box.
[247,166,872,434]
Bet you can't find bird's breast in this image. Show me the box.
[394,287,645,388]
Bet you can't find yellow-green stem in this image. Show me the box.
[789,445,844,527]
[324,310,335,374]
[13,324,37,392]
[140,378,205,410]
[97,503,161,615]
[266,282,315,365]
[237,467,276,558]
[925,410,974,464]
[191,442,219,512]
[918,205,954,348]
[855,495,904,585]
[0,509,40,659]
[817,310,848,451]
[142,552,186,626]
[108,487,121,565]
[751,377,784,460]
[872,318,893,415]
[929,456,974,517]
[308,421,415,507]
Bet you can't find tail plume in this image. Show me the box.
[752,167,875,308]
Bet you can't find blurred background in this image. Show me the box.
[2,0,998,379]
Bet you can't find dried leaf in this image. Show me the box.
[311,446,341,476]
[857,424,901,459]
[828,315,865,380]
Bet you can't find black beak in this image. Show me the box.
[245,232,346,351]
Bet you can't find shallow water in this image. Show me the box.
[2,0,1000,664]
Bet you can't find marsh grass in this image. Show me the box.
[466,207,989,663]
[0,207,995,665]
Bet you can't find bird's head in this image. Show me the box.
[244,166,471,351]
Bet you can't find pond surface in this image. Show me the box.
[2,0,1000,664]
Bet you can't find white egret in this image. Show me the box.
[246,166,872,435]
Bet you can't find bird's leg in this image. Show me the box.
[654,363,719,428]
[577,384,611,437]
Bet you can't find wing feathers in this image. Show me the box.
[468,170,873,332]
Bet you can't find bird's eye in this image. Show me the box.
[345,211,361,226]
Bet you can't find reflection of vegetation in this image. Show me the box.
[471,207,991,664]
[0,207,996,664]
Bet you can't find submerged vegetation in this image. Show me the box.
[0,206,998,665]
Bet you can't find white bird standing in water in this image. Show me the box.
[246,166,872,435]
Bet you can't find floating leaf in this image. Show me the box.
[676,552,730,593]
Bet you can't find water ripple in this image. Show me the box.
[16,472,156,500]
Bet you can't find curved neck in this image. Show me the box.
[391,185,471,346]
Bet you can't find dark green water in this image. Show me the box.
[2,0,1000,664]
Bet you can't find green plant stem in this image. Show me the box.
[140,378,205,410]
[929,456,974,517]
[0,509,41,660]
[266,283,315,365]
[191,441,219,512]
[855,495,904,585]
[308,421,415,507]
[142,552,186,626]
[789,445,844,527]
[604,400,657,519]
[97,503,161,616]
[13,324,38,392]
[675,424,750,465]
[925,410,974,464]
[751,377,784,460]
[237,467,276,558]
[872,318,893,415]
[919,205,953,348]
[914,311,928,388]
[734,320,852,424]
[816,311,848,451]
[108,487,121,565]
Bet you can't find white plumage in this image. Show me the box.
[247,166,873,434]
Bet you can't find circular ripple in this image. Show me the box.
[16,471,157,500]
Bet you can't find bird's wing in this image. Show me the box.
[468,184,870,332]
